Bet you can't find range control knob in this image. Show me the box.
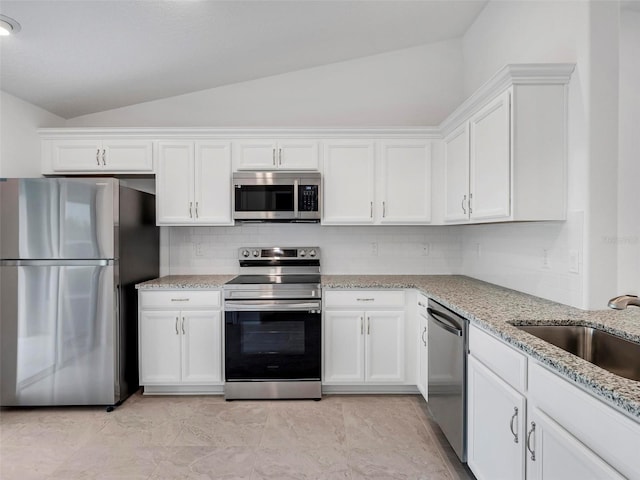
[242,249,250,258]
[309,249,317,257]
[252,250,259,257]
[299,249,306,257]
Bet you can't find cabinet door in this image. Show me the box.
[156,142,195,224]
[323,310,365,383]
[379,140,431,224]
[52,139,102,172]
[469,90,511,221]
[417,309,428,399]
[102,139,153,172]
[236,140,278,170]
[181,310,222,384]
[443,125,470,222]
[139,311,182,384]
[277,140,319,170]
[526,407,625,480]
[467,356,526,480]
[194,141,232,225]
[322,140,375,224]
[365,311,405,383]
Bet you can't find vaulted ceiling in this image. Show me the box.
[0,0,488,118]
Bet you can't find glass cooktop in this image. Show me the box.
[225,274,321,285]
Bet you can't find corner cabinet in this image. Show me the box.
[42,138,154,174]
[323,290,406,386]
[138,289,223,394]
[156,141,233,225]
[322,139,432,225]
[234,139,319,170]
[441,64,574,224]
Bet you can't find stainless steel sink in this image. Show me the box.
[516,325,640,382]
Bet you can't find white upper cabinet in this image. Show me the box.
[156,141,232,225]
[322,140,376,224]
[469,90,511,221]
[46,138,153,174]
[235,139,319,170]
[440,64,574,224]
[322,139,432,225]
[378,140,431,224]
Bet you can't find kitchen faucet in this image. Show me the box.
[608,295,640,310]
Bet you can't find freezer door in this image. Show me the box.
[0,178,116,260]
[0,263,117,406]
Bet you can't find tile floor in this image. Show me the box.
[0,393,475,480]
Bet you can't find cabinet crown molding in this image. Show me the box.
[38,127,439,139]
[440,63,576,137]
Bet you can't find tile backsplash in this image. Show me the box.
[164,223,462,275]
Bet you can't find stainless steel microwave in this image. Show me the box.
[232,171,321,222]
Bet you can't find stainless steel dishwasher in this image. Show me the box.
[427,299,469,463]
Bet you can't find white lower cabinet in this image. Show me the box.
[468,324,638,480]
[323,290,406,385]
[138,290,223,393]
[525,407,625,480]
[416,293,429,399]
[468,355,526,480]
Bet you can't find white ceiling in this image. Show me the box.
[0,0,488,119]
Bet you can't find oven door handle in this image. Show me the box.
[224,300,322,312]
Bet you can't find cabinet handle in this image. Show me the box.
[102,149,106,166]
[382,201,386,218]
[526,421,536,461]
[509,407,519,443]
[195,201,199,218]
[422,326,427,346]
[273,148,276,166]
[367,317,370,335]
[189,201,193,218]
[370,201,373,219]
[181,317,186,334]
[360,317,364,335]
[279,148,282,166]
[356,298,374,302]
[469,193,473,214]
[175,317,179,335]
[96,149,100,166]
[462,195,467,214]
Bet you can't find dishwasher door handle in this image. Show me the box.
[427,308,463,337]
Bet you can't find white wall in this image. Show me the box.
[618,9,640,295]
[66,40,464,128]
[166,223,461,276]
[0,91,65,177]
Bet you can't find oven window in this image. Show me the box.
[235,185,294,212]
[242,320,304,355]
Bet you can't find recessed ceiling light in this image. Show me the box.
[0,14,21,36]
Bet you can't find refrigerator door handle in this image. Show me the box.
[0,259,115,267]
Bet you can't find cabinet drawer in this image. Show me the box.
[324,290,405,308]
[417,293,429,318]
[469,324,527,393]
[140,290,221,309]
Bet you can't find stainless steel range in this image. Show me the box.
[223,247,322,400]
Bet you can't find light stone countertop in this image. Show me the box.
[137,273,640,419]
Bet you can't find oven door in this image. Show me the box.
[224,300,321,381]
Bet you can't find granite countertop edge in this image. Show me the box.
[137,274,640,420]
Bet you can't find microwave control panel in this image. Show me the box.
[299,185,319,212]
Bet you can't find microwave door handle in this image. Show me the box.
[294,179,299,219]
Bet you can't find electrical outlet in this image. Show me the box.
[371,242,378,256]
[422,243,430,256]
[569,249,580,273]
[195,243,204,257]
[542,248,551,269]
[475,243,481,258]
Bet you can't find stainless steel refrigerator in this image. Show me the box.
[0,178,159,407]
